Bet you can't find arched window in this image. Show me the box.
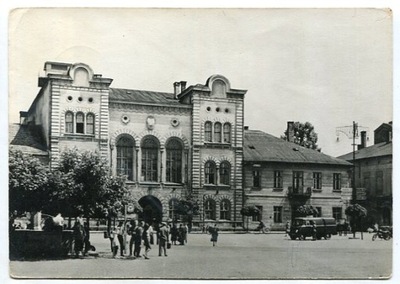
[166,138,183,183]
[223,123,231,143]
[86,113,94,135]
[205,161,216,185]
[204,199,216,220]
[141,136,159,182]
[65,111,74,133]
[205,121,212,142]
[76,112,84,134]
[220,199,231,220]
[116,136,134,181]
[169,198,180,221]
[214,122,222,142]
[219,161,230,185]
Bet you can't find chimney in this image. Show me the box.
[358,131,367,150]
[19,111,28,125]
[287,121,294,142]
[173,82,181,98]
[180,81,187,93]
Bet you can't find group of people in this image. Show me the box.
[106,220,191,259]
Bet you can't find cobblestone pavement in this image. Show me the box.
[10,231,392,280]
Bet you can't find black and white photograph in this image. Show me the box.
[3,2,397,282]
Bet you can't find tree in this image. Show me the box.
[295,205,319,217]
[345,204,367,239]
[240,205,261,231]
[9,150,52,214]
[56,149,129,221]
[174,196,200,229]
[281,121,320,150]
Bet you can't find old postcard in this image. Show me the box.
[7,7,393,281]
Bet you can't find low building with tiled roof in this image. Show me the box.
[243,126,353,231]
[337,122,392,226]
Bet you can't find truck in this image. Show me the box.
[289,217,337,240]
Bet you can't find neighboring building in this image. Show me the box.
[10,61,354,230]
[337,122,392,226]
[243,123,353,231]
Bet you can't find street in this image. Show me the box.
[10,232,392,280]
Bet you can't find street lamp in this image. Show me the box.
[336,121,369,204]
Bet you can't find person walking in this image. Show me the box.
[184,223,189,244]
[178,224,185,245]
[285,220,291,238]
[210,224,219,247]
[83,221,91,256]
[128,220,136,257]
[73,219,86,257]
[134,221,143,258]
[116,221,125,257]
[170,223,178,245]
[142,223,152,259]
[158,222,169,257]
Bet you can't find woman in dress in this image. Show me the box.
[210,224,219,247]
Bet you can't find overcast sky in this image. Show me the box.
[8,8,392,157]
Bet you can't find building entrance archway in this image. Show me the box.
[138,195,163,224]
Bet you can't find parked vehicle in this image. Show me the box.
[372,227,392,241]
[289,217,337,240]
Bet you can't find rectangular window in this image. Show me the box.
[332,207,342,221]
[316,207,322,217]
[313,172,322,189]
[274,171,283,188]
[252,206,263,221]
[292,171,304,191]
[273,206,283,223]
[376,171,383,195]
[333,173,341,190]
[253,170,261,188]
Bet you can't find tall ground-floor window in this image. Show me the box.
[252,206,263,221]
[220,199,231,220]
[141,136,158,182]
[204,199,216,220]
[116,136,134,181]
[273,206,283,223]
[169,198,179,221]
[332,207,342,221]
[166,138,183,183]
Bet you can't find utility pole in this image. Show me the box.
[336,121,369,204]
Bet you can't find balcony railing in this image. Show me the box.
[287,186,312,199]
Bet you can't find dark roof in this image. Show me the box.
[9,124,48,156]
[244,130,351,166]
[109,88,182,106]
[337,141,392,161]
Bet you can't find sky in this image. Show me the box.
[7,8,392,157]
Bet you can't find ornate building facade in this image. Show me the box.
[15,62,246,229]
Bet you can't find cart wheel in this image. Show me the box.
[384,234,391,241]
